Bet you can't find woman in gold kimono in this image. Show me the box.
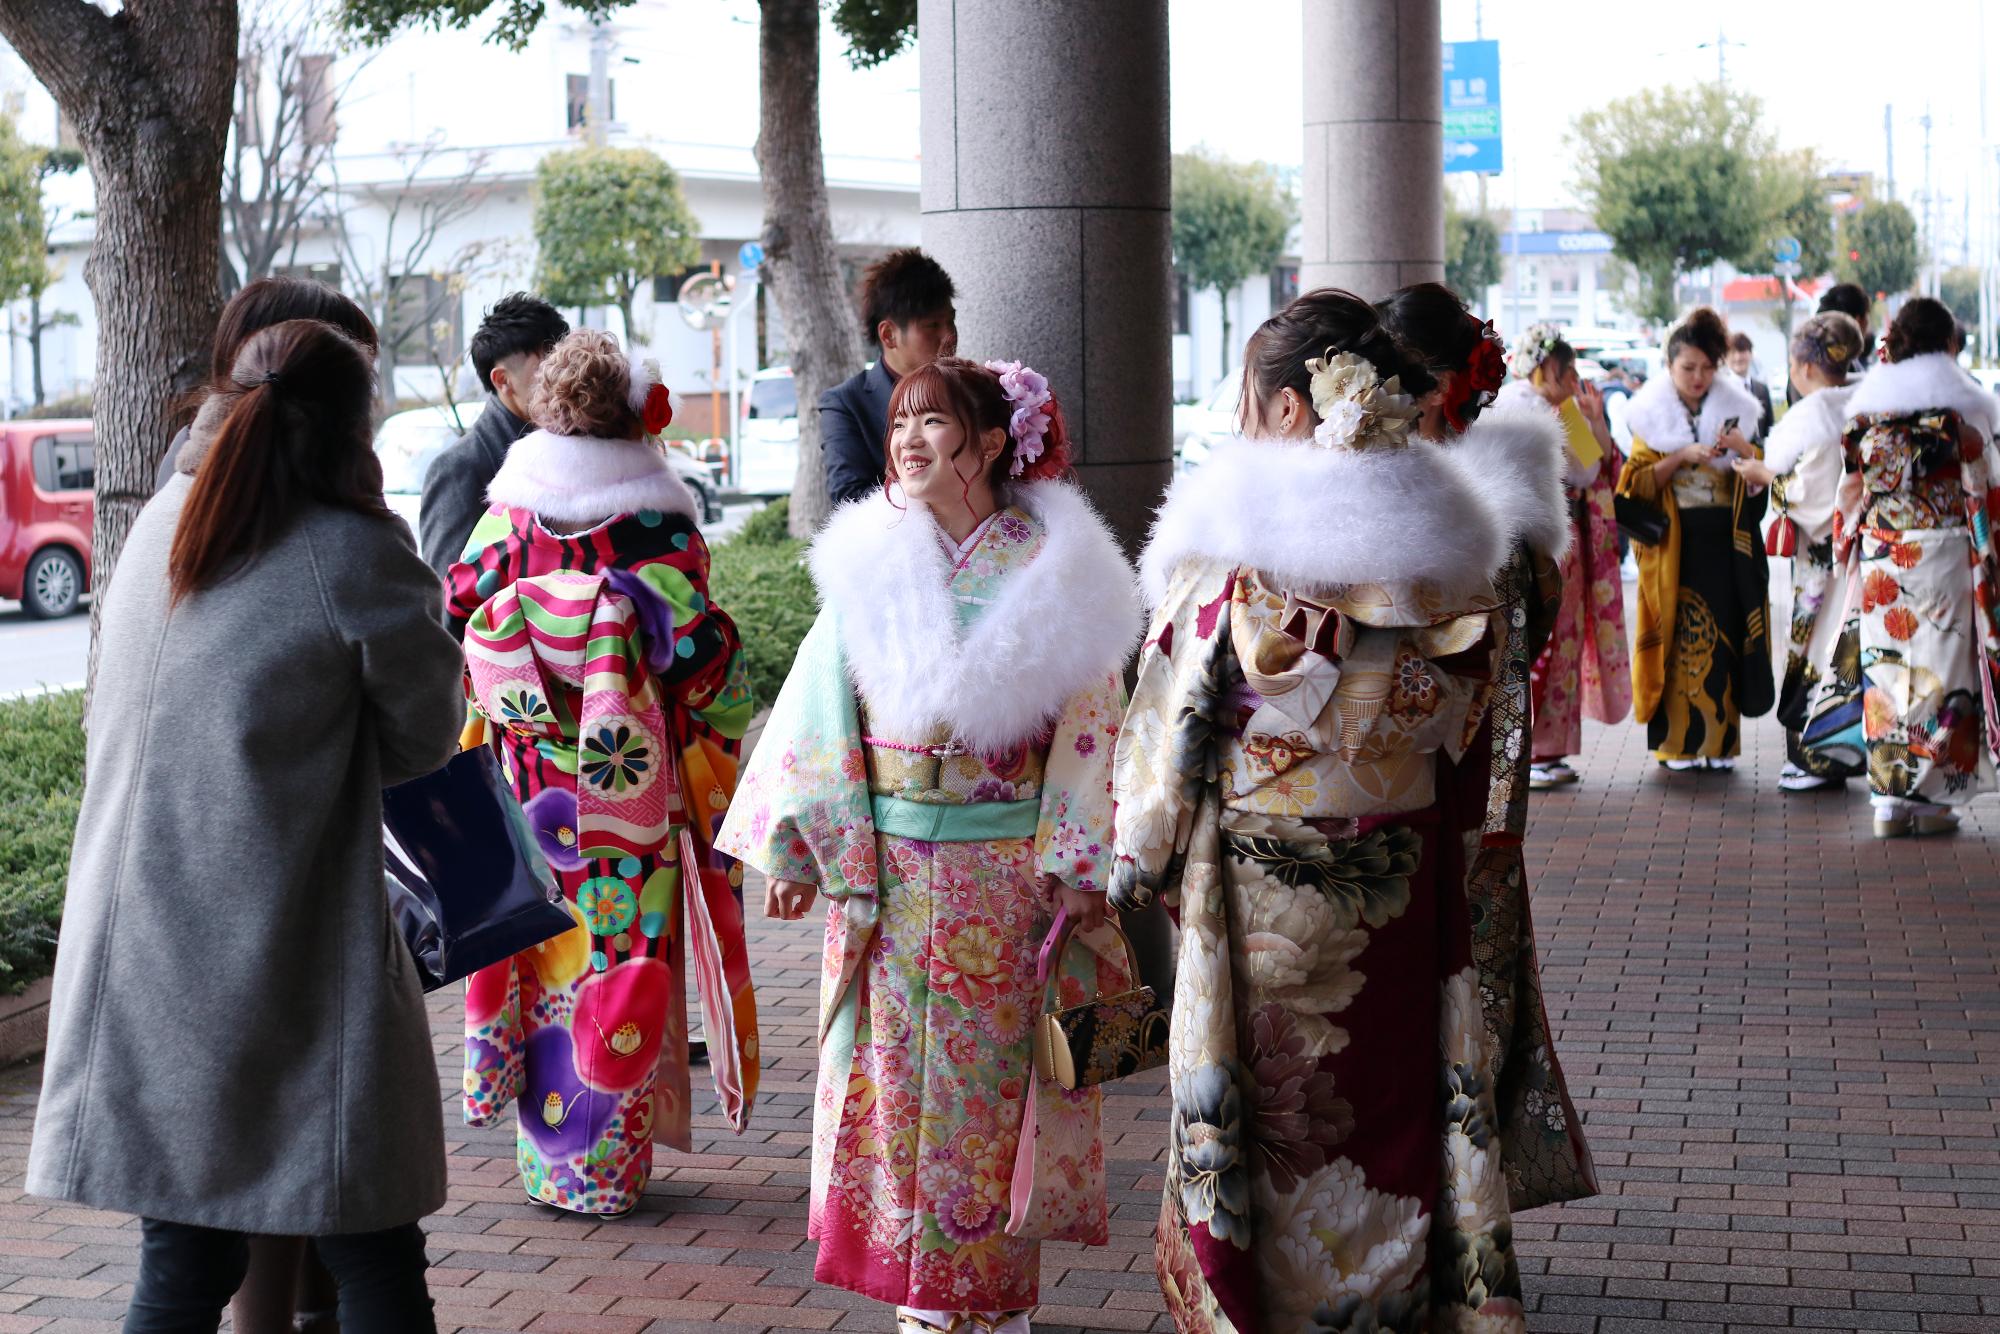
[1616,307,1775,770]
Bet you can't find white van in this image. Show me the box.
[737,367,799,495]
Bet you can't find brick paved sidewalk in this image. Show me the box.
[0,703,1996,1331]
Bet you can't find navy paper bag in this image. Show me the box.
[382,746,574,992]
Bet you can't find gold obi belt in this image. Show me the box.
[859,720,1046,843]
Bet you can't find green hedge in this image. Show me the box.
[708,499,817,707]
[0,690,83,993]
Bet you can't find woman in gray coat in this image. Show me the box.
[26,317,466,1332]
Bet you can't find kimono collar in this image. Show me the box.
[1844,352,1999,440]
[486,429,699,528]
[1624,372,1762,451]
[1139,433,1518,607]
[810,478,1143,755]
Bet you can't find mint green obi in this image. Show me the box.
[859,711,1047,843]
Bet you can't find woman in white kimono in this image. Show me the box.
[1114,289,1546,1333]
[716,358,1142,1334]
[1731,310,1867,792]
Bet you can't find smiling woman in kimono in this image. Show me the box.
[716,357,1142,1334]
[1114,288,1544,1333]
[447,329,759,1217]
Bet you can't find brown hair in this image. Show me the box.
[1242,288,1436,429]
[1667,306,1730,367]
[1789,311,1863,376]
[531,329,641,439]
[175,278,378,427]
[885,357,1016,493]
[170,320,387,603]
[1883,296,1956,363]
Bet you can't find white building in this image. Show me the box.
[0,0,924,435]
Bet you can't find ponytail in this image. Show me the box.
[169,319,384,604]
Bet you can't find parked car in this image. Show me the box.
[737,366,799,495]
[662,440,724,524]
[1175,375,1241,472]
[0,418,93,618]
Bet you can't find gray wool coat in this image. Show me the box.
[25,474,467,1235]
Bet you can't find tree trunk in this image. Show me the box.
[0,0,236,690]
[757,0,863,538]
[616,285,639,350]
[1217,285,1232,383]
[27,290,43,408]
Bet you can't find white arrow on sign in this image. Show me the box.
[1445,140,1481,160]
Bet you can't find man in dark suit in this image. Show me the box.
[1727,332,1776,440]
[419,293,569,578]
[820,249,957,506]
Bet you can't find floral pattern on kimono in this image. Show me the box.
[448,504,756,1216]
[1530,459,1632,758]
[1112,560,1525,1334]
[717,501,1124,1313]
[1834,409,2000,803]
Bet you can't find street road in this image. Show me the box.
[0,501,764,697]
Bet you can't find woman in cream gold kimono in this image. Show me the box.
[717,358,1141,1334]
[1113,289,1543,1333]
[1731,310,1866,792]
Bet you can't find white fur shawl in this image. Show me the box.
[1140,435,1519,606]
[1763,383,1856,478]
[810,479,1142,753]
[1844,352,1998,439]
[486,430,700,527]
[1624,371,1764,451]
[1441,398,1574,561]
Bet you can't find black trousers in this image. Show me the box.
[125,1218,434,1334]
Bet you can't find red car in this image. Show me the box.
[0,419,93,618]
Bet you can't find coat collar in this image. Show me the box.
[485,430,699,528]
[1624,372,1763,451]
[1140,434,1521,606]
[810,478,1142,754]
[1844,352,1998,439]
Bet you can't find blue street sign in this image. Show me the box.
[1773,235,1803,265]
[1442,40,1502,175]
[738,240,765,272]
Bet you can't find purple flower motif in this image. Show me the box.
[520,1025,620,1159]
[969,779,1019,804]
[1073,732,1097,757]
[524,787,586,872]
[936,1182,1003,1245]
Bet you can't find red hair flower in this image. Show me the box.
[642,382,673,436]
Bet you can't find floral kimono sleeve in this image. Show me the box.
[445,504,520,634]
[619,523,746,732]
[1035,672,1124,895]
[713,608,877,899]
[1110,560,1237,914]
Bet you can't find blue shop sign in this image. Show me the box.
[1443,40,1502,175]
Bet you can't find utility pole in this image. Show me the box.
[1921,107,1935,297]
[586,18,612,148]
[1716,24,1726,84]
[1885,103,1896,201]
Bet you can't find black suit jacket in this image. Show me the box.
[419,395,529,580]
[819,359,896,507]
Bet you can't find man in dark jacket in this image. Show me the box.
[418,293,569,578]
[1726,332,1776,440]
[820,249,957,506]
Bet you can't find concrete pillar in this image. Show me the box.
[1300,0,1445,297]
[918,0,1174,551]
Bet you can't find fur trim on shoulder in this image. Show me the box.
[1844,352,1998,439]
[809,478,1142,754]
[1443,399,1573,561]
[1139,436,1512,606]
[1624,372,1763,451]
[486,430,699,527]
[1763,384,1855,478]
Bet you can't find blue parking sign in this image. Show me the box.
[1442,40,1502,175]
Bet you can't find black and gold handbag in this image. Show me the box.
[1031,918,1169,1090]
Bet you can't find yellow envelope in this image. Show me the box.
[1559,396,1603,472]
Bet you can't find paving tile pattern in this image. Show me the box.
[0,705,1996,1330]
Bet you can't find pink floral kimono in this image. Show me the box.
[716,480,1141,1315]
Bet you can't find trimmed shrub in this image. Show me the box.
[0,690,84,992]
[708,500,815,706]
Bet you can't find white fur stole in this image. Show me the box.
[809,479,1142,754]
[1440,398,1574,561]
[1844,352,1998,440]
[1140,435,1522,606]
[1624,372,1764,452]
[486,430,700,528]
[1763,384,1855,479]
